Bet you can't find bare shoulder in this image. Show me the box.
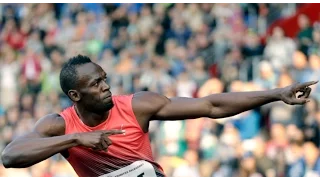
[132,91,170,114]
[132,91,170,132]
[33,113,66,137]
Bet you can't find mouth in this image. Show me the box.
[103,93,112,100]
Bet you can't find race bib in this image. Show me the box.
[100,160,157,177]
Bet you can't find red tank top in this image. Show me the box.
[60,94,165,177]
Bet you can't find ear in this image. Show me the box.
[68,90,81,102]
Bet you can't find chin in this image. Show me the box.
[106,102,114,110]
[91,100,114,113]
[104,100,114,110]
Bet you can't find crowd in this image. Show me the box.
[0,3,320,177]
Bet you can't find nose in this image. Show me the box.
[101,80,110,92]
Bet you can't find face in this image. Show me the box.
[303,142,319,165]
[293,51,307,69]
[242,156,256,171]
[278,73,293,88]
[253,138,265,157]
[309,55,320,70]
[21,94,34,109]
[271,123,286,140]
[259,62,273,79]
[298,15,309,29]
[70,63,113,113]
[313,30,320,42]
[272,27,284,39]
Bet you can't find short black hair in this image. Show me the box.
[60,54,92,97]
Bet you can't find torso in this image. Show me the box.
[59,94,165,177]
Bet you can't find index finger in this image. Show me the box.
[297,81,318,89]
[104,129,125,135]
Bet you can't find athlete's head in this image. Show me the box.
[60,55,113,113]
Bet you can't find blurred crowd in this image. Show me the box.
[0,3,320,177]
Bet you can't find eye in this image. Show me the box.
[94,82,99,87]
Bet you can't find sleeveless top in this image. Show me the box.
[60,94,165,177]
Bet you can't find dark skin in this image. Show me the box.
[1,62,318,169]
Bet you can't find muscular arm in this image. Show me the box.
[133,81,317,132]
[1,114,79,168]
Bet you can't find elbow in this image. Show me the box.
[209,107,233,119]
[208,105,221,119]
[1,149,22,168]
[1,151,13,168]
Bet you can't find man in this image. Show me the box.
[1,55,318,177]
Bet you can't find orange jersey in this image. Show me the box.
[60,94,165,177]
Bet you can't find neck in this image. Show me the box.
[74,105,110,127]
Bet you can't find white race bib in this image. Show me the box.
[100,160,157,177]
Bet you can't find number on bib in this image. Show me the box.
[100,160,157,177]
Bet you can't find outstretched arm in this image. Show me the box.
[133,81,318,132]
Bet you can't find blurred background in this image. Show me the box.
[0,3,320,177]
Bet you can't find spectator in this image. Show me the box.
[241,31,264,58]
[292,142,320,177]
[20,48,42,95]
[190,57,210,88]
[176,71,197,98]
[220,47,243,84]
[308,55,320,101]
[286,140,304,177]
[308,29,320,56]
[297,14,313,56]
[0,47,19,109]
[302,98,320,146]
[290,51,312,83]
[264,26,296,72]
[237,151,263,177]
[173,149,200,177]
[41,49,64,95]
[253,137,275,177]
[212,124,241,177]
[254,60,277,90]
